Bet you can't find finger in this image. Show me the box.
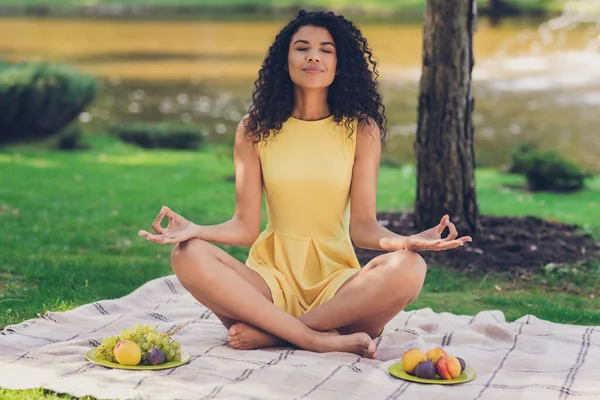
[435,215,449,234]
[141,232,168,244]
[435,238,470,250]
[152,207,167,234]
[445,220,459,241]
[163,205,176,221]
[410,238,443,251]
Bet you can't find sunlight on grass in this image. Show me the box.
[0,154,58,168]
[88,152,202,165]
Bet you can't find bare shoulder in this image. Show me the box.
[234,114,258,149]
[355,113,381,146]
[235,114,252,139]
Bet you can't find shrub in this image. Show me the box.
[53,124,89,151]
[511,148,585,192]
[0,61,97,145]
[111,122,205,150]
[508,141,537,174]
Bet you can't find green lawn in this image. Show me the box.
[0,134,599,399]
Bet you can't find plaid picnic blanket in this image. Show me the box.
[0,274,598,399]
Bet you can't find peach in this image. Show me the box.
[425,347,447,364]
[114,340,142,366]
[401,348,427,375]
[435,355,462,380]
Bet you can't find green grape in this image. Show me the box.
[174,354,181,362]
[142,342,150,350]
[173,342,180,350]
[134,323,142,331]
[169,349,176,358]
[161,337,169,347]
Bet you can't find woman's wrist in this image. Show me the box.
[380,234,408,251]
[193,223,205,240]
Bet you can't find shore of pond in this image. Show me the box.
[0,0,564,22]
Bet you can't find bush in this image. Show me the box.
[0,61,97,145]
[53,124,89,151]
[508,141,537,174]
[111,122,205,150]
[509,144,585,192]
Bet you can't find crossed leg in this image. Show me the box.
[170,238,426,356]
[228,247,427,350]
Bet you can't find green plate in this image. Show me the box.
[388,361,476,384]
[85,348,191,370]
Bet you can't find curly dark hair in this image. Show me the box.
[244,9,387,143]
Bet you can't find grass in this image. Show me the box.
[0,134,599,399]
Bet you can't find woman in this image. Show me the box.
[138,10,471,359]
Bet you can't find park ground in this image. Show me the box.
[0,135,599,399]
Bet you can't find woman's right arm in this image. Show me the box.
[191,114,263,246]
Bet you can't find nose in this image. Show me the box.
[306,52,320,63]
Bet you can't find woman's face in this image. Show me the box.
[287,25,337,89]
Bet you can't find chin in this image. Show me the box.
[294,79,334,89]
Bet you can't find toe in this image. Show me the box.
[229,324,239,336]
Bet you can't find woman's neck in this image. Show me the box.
[291,86,330,121]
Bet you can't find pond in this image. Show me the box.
[1,12,599,172]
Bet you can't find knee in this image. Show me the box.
[170,238,214,274]
[386,250,427,300]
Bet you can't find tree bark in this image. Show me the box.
[414,0,480,236]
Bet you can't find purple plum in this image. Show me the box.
[414,360,436,379]
[456,357,466,373]
[147,345,166,365]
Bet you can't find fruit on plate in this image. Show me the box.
[457,357,466,373]
[399,347,469,381]
[114,340,142,366]
[435,355,462,380]
[147,345,167,366]
[414,360,436,379]
[401,348,427,375]
[425,347,447,364]
[95,322,187,366]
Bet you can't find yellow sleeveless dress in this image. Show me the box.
[245,115,361,318]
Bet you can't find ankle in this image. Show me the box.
[303,331,328,352]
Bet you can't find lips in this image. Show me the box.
[302,66,323,73]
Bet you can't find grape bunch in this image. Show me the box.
[95,323,183,365]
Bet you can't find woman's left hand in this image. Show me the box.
[404,215,472,252]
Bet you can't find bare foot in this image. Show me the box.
[313,332,376,359]
[227,322,283,350]
[227,322,341,351]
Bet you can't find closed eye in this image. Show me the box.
[297,48,332,54]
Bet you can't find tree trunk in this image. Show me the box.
[414,0,480,236]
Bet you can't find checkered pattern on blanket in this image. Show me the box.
[1,274,598,399]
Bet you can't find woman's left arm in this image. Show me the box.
[348,116,405,251]
[349,116,472,252]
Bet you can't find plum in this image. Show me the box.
[146,345,166,365]
[414,360,436,379]
[456,357,466,373]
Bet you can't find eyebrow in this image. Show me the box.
[293,39,336,47]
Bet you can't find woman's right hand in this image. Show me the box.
[138,206,198,244]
